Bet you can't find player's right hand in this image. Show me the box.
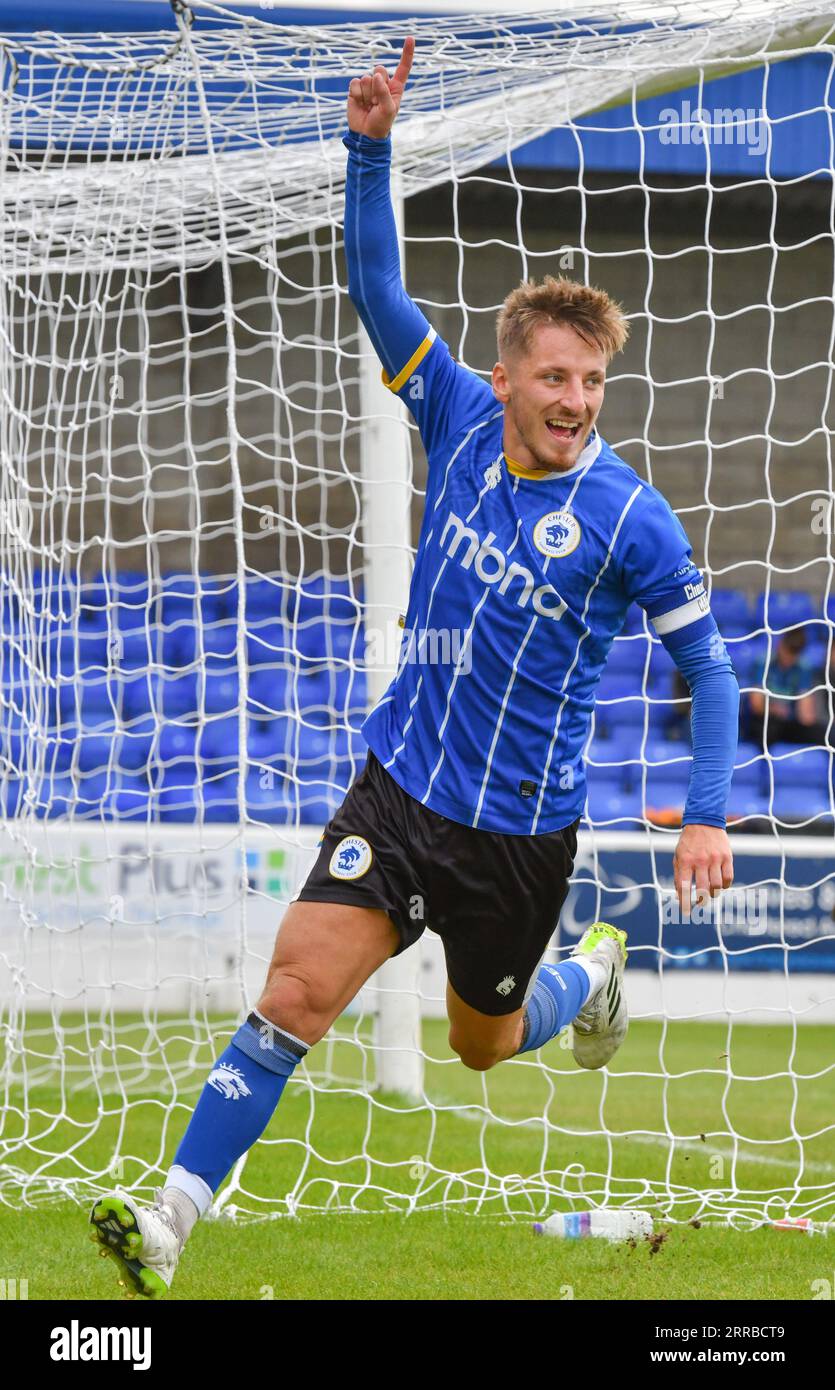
[347,35,415,140]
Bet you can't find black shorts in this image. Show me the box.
[296,751,579,1016]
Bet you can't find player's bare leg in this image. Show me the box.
[90,901,397,1297]
[446,983,525,1071]
[446,923,628,1074]
[256,900,399,1043]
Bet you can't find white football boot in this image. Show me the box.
[570,922,628,1070]
[90,1191,183,1298]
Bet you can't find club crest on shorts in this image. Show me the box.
[533,510,581,558]
[329,835,373,880]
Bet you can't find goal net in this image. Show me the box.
[1,0,834,1228]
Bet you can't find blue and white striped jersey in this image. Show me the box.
[343,127,737,834]
[362,329,713,834]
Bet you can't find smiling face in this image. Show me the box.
[492,321,607,473]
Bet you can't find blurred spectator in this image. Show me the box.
[812,642,835,736]
[745,626,830,746]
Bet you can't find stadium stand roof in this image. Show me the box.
[2,1,829,176]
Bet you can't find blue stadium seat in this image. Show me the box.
[585,732,633,784]
[43,730,78,776]
[755,591,818,633]
[161,622,194,669]
[709,589,752,636]
[647,639,677,693]
[199,575,235,626]
[201,770,241,822]
[154,766,201,823]
[245,767,294,824]
[114,575,151,634]
[116,722,155,773]
[726,635,767,683]
[118,673,156,722]
[76,771,111,818]
[247,715,279,761]
[597,694,648,734]
[160,576,198,627]
[113,630,151,671]
[246,620,288,667]
[203,619,238,662]
[295,669,338,726]
[158,672,199,720]
[597,670,641,699]
[641,740,691,805]
[78,678,113,719]
[244,576,287,621]
[729,791,770,826]
[730,742,768,791]
[293,576,356,626]
[158,722,198,766]
[296,788,343,825]
[78,730,117,775]
[101,773,151,821]
[203,668,240,715]
[33,774,75,818]
[767,744,833,791]
[296,620,357,662]
[643,739,693,775]
[198,715,239,766]
[583,782,643,827]
[771,785,833,827]
[603,637,646,682]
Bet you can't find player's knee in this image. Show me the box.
[257,968,333,1045]
[448,1030,505,1072]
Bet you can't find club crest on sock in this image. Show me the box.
[207,1063,252,1101]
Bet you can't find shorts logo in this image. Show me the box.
[533,510,581,559]
[496,975,516,996]
[329,835,373,881]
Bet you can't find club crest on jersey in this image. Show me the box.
[533,510,581,559]
[329,835,373,881]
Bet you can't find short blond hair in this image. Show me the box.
[497,275,629,364]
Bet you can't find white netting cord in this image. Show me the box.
[3,2,835,271]
[0,4,834,1226]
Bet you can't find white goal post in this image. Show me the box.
[1,1,834,1227]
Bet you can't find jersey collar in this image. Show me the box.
[504,429,602,481]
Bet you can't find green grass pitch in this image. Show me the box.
[1,1015,833,1300]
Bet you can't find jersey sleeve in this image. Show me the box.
[343,129,496,458]
[614,487,739,829]
[614,489,713,653]
[381,329,498,457]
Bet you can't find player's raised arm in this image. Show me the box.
[343,38,495,454]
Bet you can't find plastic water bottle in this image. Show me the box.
[533,1209,653,1242]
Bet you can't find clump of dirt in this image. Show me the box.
[645,1229,670,1257]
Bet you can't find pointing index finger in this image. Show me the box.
[393,35,415,88]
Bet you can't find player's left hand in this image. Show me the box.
[673,823,733,918]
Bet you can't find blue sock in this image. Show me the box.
[170,1011,308,1198]
[517,961,592,1053]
